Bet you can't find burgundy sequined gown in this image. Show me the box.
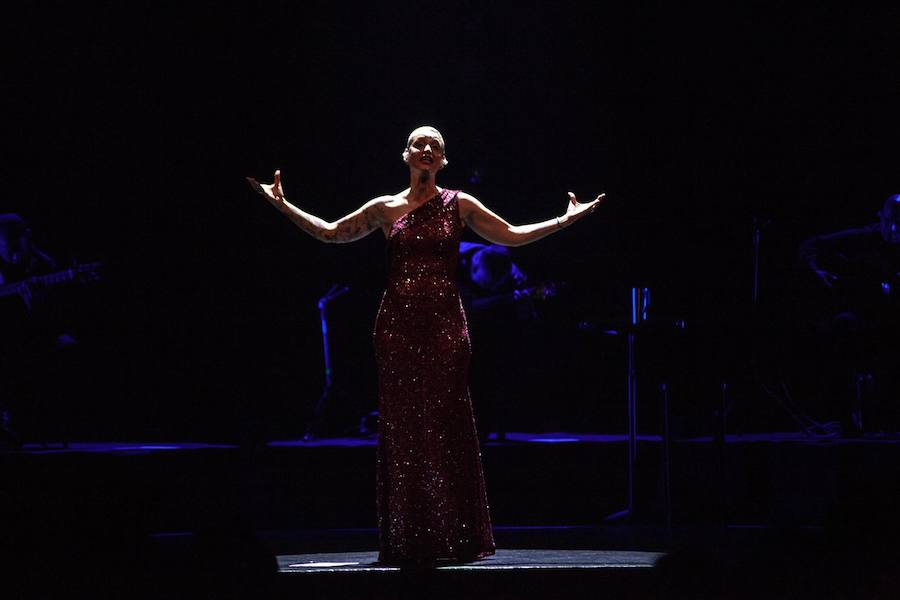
[373,188,496,564]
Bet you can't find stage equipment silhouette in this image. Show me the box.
[796,194,900,434]
[304,283,351,441]
[0,213,101,448]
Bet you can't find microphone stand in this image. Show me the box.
[304,283,350,441]
[752,217,763,306]
[605,287,650,523]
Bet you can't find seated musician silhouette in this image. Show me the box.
[797,194,900,434]
[459,242,559,442]
[0,214,58,298]
[0,214,97,447]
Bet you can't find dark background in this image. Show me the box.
[6,3,898,442]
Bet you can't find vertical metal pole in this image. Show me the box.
[855,373,866,434]
[306,298,333,440]
[752,219,761,305]
[660,382,672,541]
[319,300,332,390]
[625,287,640,517]
[626,327,636,516]
[305,284,350,441]
[717,382,728,527]
[604,287,640,523]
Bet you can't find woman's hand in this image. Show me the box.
[563,192,605,225]
[814,269,839,289]
[16,282,33,311]
[246,169,286,204]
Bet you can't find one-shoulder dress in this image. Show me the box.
[373,188,496,564]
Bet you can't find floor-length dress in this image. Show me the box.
[373,188,496,564]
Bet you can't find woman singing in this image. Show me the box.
[248,125,603,566]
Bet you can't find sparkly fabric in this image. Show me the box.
[373,188,496,564]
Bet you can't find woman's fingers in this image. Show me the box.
[579,193,606,211]
[273,170,283,199]
[567,191,606,209]
[17,283,33,310]
[247,172,286,201]
[564,191,606,222]
[246,176,272,197]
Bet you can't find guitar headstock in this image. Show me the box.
[73,261,103,284]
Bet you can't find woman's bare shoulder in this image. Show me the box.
[361,194,402,216]
[378,191,411,214]
[382,191,409,205]
[455,191,482,219]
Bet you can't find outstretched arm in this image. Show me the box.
[458,191,604,247]
[247,170,389,243]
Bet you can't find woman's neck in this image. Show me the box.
[407,169,438,203]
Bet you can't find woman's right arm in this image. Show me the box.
[247,170,389,244]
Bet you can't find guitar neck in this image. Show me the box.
[33,269,79,287]
[471,285,550,311]
[472,291,519,310]
[0,263,101,299]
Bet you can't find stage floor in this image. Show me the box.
[278,548,665,572]
[273,548,667,599]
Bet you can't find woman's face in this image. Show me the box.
[406,130,446,171]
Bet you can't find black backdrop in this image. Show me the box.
[6,3,898,441]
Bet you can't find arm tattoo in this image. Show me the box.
[277,198,384,244]
[321,201,382,243]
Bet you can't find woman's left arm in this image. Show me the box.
[458,191,605,247]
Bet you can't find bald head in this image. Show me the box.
[403,126,449,168]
